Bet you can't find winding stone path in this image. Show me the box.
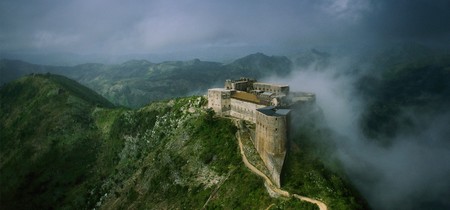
[234,119,327,210]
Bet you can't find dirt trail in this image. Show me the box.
[234,119,327,210]
[265,203,275,210]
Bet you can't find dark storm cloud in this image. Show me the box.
[0,0,363,57]
[1,0,448,58]
[0,0,153,53]
[362,0,450,44]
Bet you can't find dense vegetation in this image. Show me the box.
[0,74,113,209]
[2,74,356,209]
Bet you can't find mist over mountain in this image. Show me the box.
[290,49,331,71]
[264,43,450,210]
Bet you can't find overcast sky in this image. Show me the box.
[1,0,449,61]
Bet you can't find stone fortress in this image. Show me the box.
[207,78,315,187]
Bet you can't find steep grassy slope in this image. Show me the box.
[0,74,368,209]
[0,74,114,209]
[1,75,327,209]
[93,97,321,210]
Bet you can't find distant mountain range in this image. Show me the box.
[2,45,449,144]
[1,53,294,108]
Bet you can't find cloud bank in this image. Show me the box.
[1,0,449,61]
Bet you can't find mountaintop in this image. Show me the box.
[0,74,367,209]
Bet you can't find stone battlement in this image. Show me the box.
[207,78,315,187]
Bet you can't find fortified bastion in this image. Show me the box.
[207,77,315,187]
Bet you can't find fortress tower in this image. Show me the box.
[207,78,314,187]
[207,88,231,115]
[255,107,290,187]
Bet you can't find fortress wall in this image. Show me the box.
[208,88,231,115]
[233,81,251,91]
[265,154,286,188]
[253,83,289,94]
[225,80,233,90]
[255,113,288,155]
[255,111,288,187]
[230,98,265,123]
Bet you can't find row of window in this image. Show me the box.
[257,121,280,132]
[255,87,281,93]
[231,104,254,114]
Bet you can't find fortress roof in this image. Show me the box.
[253,82,289,88]
[231,91,261,104]
[209,88,230,91]
[257,106,291,116]
[261,92,275,96]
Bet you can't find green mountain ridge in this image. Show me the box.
[0,74,366,209]
[1,53,293,108]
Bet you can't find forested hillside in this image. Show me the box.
[0,74,366,209]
